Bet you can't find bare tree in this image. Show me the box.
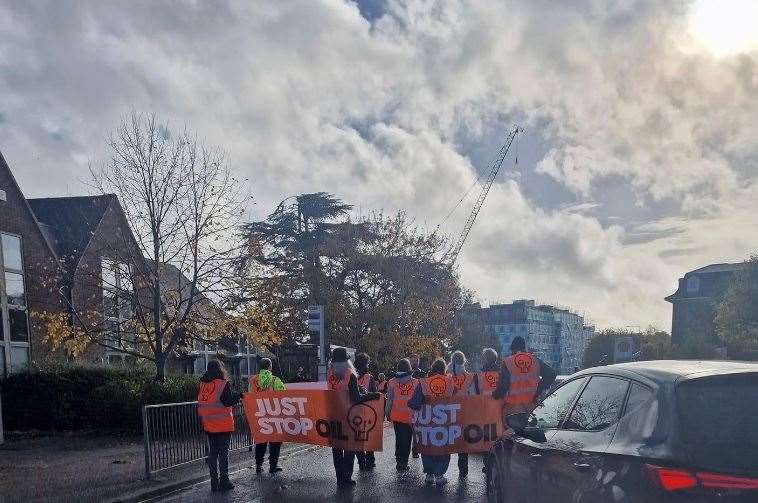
[37,113,248,380]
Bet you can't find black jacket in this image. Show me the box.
[357,371,378,392]
[492,355,557,400]
[200,371,242,407]
[347,373,380,404]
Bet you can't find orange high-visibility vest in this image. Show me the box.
[197,379,234,433]
[378,381,387,393]
[451,372,475,396]
[388,377,419,423]
[503,352,541,405]
[420,375,454,398]
[327,369,351,392]
[478,370,500,395]
[357,372,373,391]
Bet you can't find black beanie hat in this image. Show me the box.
[510,336,526,352]
[331,347,349,363]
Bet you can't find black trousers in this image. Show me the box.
[206,432,231,480]
[332,448,355,482]
[393,422,413,466]
[356,450,375,468]
[255,442,282,468]
[458,453,469,475]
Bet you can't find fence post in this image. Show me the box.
[142,405,151,480]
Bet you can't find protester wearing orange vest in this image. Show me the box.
[197,360,242,493]
[478,347,504,475]
[448,350,476,478]
[492,336,557,415]
[328,347,381,488]
[353,352,378,471]
[477,347,501,395]
[384,358,419,471]
[250,358,286,474]
[409,358,454,486]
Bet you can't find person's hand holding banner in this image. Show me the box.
[243,389,385,452]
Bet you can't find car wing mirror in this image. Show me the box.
[507,413,548,443]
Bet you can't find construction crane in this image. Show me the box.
[449,125,523,264]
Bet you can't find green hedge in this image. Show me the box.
[0,364,201,433]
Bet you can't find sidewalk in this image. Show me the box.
[0,431,303,503]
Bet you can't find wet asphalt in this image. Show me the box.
[151,425,487,503]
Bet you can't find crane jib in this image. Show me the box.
[450,126,523,264]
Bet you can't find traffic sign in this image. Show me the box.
[614,336,634,362]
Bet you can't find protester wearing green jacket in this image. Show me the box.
[250,358,286,474]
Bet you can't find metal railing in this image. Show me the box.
[0,389,4,445]
[142,401,252,479]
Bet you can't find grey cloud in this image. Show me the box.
[2,0,758,329]
[658,246,707,259]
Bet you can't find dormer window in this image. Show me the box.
[686,275,700,293]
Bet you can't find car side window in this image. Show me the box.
[563,376,630,431]
[528,377,588,430]
[625,383,654,416]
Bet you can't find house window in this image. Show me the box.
[192,340,216,375]
[101,258,135,363]
[686,275,700,293]
[1,232,30,376]
[194,352,208,375]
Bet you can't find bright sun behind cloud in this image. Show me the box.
[689,0,758,57]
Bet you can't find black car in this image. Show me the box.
[486,360,758,503]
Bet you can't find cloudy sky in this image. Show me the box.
[2,0,758,330]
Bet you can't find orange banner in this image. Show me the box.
[411,395,505,454]
[243,390,385,452]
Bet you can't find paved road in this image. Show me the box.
[151,425,487,503]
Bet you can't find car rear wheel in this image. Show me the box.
[486,452,506,503]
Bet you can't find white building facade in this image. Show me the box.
[482,299,594,374]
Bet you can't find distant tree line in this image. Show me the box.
[581,327,673,368]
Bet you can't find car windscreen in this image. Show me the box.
[676,373,758,474]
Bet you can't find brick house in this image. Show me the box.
[1,150,267,378]
[28,194,148,366]
[665,263,743,347]
[0,152,64,376]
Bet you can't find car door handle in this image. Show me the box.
[573,462,591,472]
[530,453,542,458]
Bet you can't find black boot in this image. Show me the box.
[219,476,235,491]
